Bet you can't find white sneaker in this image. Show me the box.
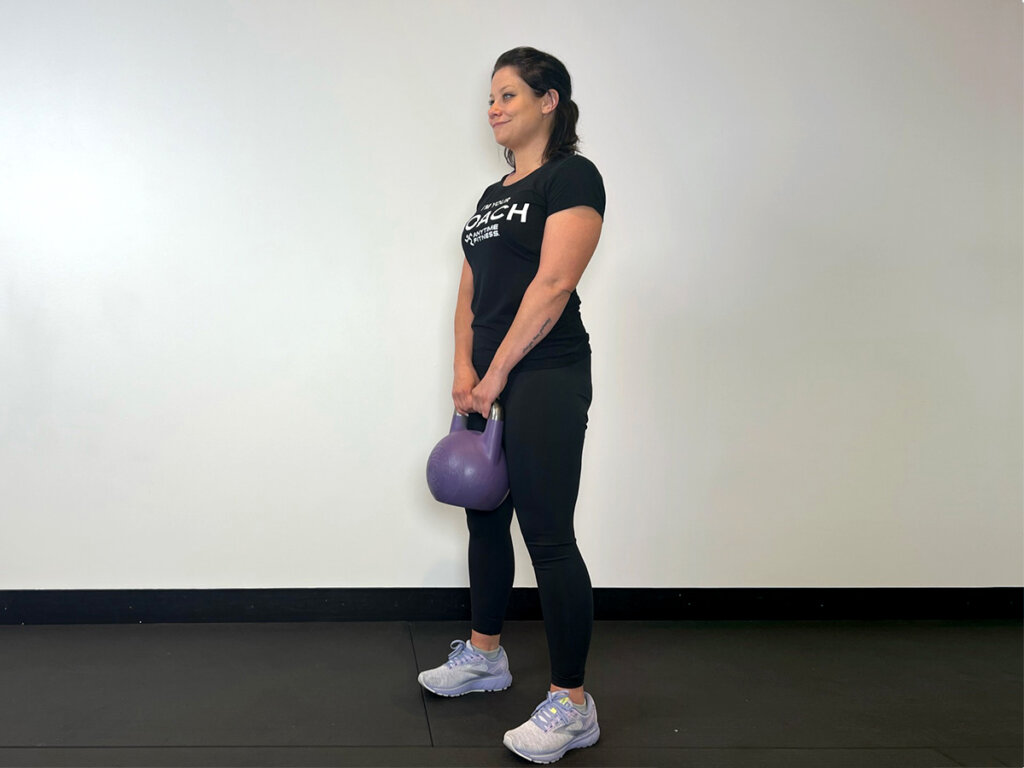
[503,690,600,763]
[417,639,512,697]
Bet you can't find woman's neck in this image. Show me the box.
[509,140,547,179]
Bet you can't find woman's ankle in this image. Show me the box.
[470,630,501,652]
[550,684,586,706]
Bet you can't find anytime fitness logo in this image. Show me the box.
[464,196,529,247]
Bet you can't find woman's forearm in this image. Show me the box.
[454,259,475,373]
[452,260,480,415]
[487,277,572,379]
[454,299,474,372]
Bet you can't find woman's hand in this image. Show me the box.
[471,370,507,418]
[452,365,480,416]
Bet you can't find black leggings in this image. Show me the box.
[465,354,594,690]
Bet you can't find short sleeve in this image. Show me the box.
[546,155,606,219]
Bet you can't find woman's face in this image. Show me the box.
[488,66,554,153]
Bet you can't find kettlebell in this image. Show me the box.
[426,402,509,511]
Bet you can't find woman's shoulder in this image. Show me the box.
[543,153,606,216]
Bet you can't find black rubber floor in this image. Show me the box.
[0,620,1019,767]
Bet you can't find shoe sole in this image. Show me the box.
[418,672,513,697]
[503,727,600,764]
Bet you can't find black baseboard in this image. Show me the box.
[0,587,1020,624]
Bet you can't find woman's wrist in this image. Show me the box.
[485,357,512,382]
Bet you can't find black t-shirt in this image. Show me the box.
[461,153,606,374]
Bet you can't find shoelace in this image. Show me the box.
[529,691,579,732]
[445,639,484,667]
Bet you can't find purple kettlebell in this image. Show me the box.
[426,402,509,511]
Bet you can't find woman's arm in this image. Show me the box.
[471,205,603,416]
[453,258,479,415]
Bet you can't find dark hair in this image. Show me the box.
[492,47,580,168]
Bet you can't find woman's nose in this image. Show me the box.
[488,103,500,119]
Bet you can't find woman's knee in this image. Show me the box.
[523,538,583,569]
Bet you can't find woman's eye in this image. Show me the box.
[503,93,513,100]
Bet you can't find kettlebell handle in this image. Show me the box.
[453,402,503,422]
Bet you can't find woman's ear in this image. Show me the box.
[542,88,560,115]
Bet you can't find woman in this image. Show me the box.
[417,46,605,764]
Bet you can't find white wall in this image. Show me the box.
[0,0,1020,589]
